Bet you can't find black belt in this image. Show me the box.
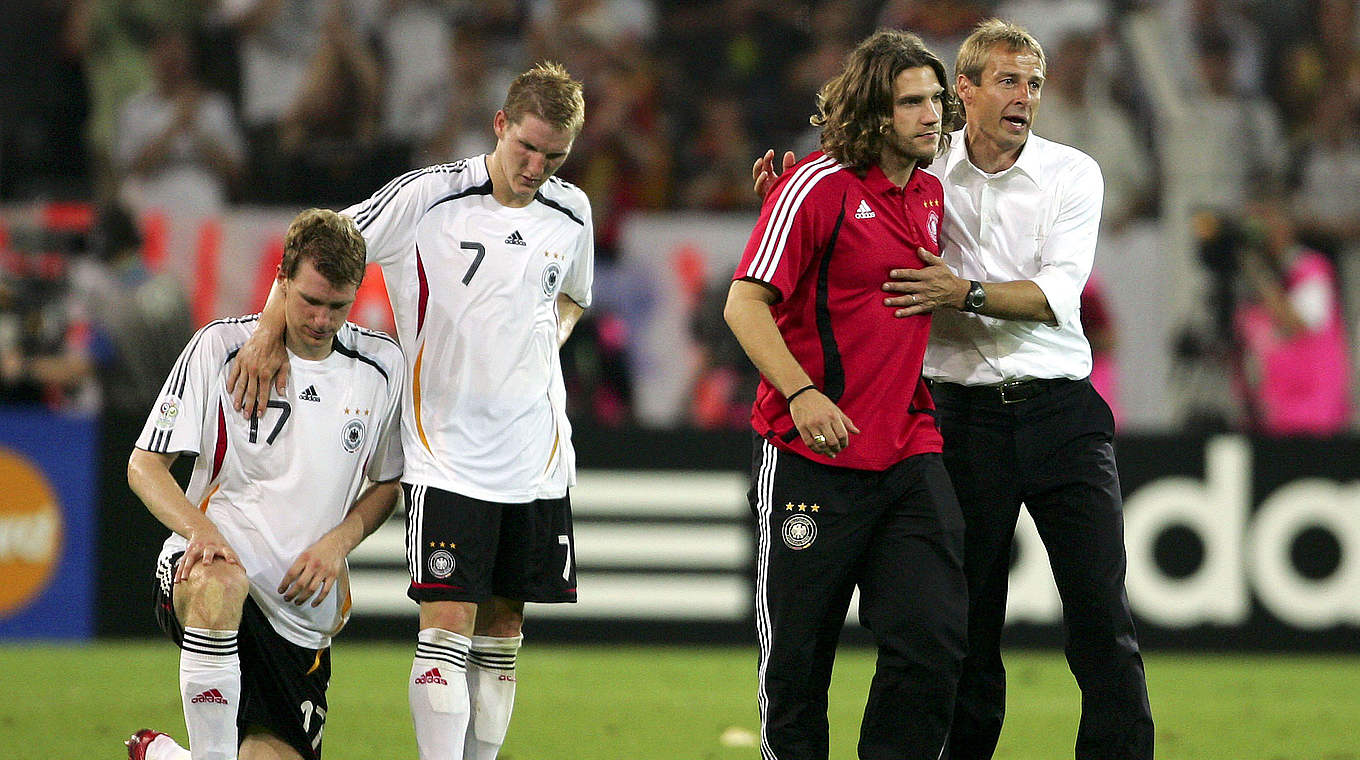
[932,377,1074,404]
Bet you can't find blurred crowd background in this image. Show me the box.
[1,0,1357,436]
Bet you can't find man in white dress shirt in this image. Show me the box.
[880,19,1154,760]
[758,17,1158,760]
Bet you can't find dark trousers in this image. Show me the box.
[749,437,968,760]
[932,378,1154,760]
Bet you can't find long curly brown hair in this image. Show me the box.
[812,29,956,170]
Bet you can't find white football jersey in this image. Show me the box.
[138,317,404,649]
[342,156,594,502]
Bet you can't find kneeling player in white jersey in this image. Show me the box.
[228,63,594,760]
[124,209,405,760]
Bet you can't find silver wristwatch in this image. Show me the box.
[961,280,986,312]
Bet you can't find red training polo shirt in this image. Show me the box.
[733,150,944,470]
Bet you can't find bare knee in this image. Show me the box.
[240,727,304,760]
[474,597,525,638]
[174,560,250,630]
[419,600,479,638]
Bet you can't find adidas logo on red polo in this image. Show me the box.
[414,668,448,685]
[191,689,230,705]
[854,200,875,219]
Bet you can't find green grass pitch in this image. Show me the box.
[2,642,1357,758]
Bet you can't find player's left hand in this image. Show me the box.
[280,535,346,607]
[882,248,964,317]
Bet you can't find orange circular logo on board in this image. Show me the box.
[0,448,64,615]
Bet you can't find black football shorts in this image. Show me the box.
[154,551,332,760]
[403,483,578,604]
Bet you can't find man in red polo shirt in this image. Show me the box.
[724,29,966,760]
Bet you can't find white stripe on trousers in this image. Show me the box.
[754,440,778,760]
[753,443,951,760]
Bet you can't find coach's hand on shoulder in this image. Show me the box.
[752,149,797,198]
[280,533,347,607]
[227,328,290,419]
[176,525,240,584]
[789,389,860,458]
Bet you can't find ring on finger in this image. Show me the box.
[813,434,827,445]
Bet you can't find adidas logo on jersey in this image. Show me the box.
[191,689,229,705]
[414,668,448,685]
[854,200,876,219]
[300,385,321,402]
[505,230,526,246]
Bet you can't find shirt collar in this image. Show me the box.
[945,128,1045,186]
[864,162,929,195]
[863,162,897,194]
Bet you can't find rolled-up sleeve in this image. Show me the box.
[1030,156,1103,329]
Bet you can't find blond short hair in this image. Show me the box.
[503,61,586,136]
[955,18,1046,85]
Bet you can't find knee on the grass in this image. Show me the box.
[174,560,250,629]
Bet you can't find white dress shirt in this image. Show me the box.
[924,129,1103,385]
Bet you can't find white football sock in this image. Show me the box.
[464,634,522,760]
[179,628,240,760]
[145,733,191,760]
[410,628,471,760]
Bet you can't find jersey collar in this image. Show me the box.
[863,162,929,196]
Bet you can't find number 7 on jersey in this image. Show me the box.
[460,241,486,285]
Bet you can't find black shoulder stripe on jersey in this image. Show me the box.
[354,166,427,228]
[331,336,390,383]
[163,329,207,403]
[545,175,583,194]
[147,423,166,452]
[814,194,848,403]
[425,179,494,213]
[533,191,585,226]
[147,316,251,452]
[164,315,255,398]
[350,324,400,349]
[354,163,462,231]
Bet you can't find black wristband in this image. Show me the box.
[786,384,817,404]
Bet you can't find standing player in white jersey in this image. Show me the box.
[124,209,405,760]
[229,62,593,760]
